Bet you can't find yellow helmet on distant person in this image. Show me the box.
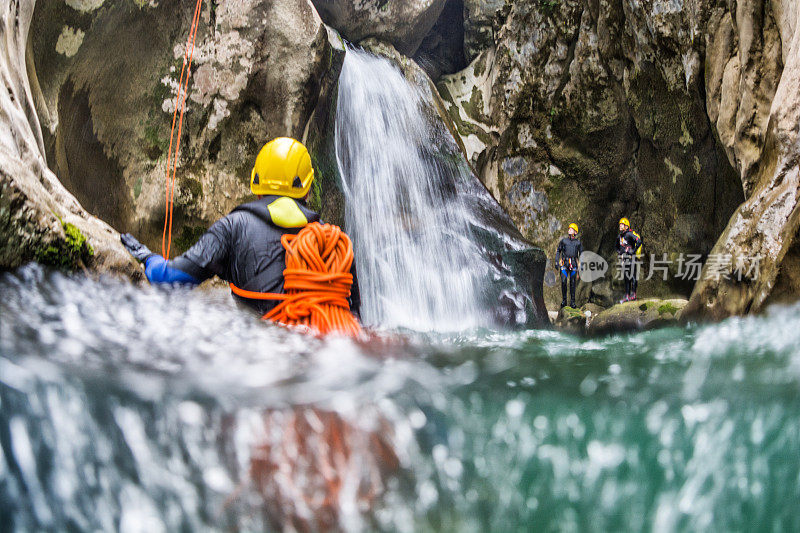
[568,223,579,233]
[250,137,314,198]
[619,217,630,228]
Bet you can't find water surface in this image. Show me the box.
[2,266,799,531]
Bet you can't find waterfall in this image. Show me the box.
[334,48,494,331]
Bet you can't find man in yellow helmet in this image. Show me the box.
[616,217,643,303]
[556,222,583,308]
[120,138,358,315]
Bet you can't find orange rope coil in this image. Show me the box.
[230,222,362,336]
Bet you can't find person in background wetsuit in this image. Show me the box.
[616,217,642,303]
[556,223,583,308]
[120,137,359,316]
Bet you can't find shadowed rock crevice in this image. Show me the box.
[413,0,468,80]
[54,80,132,234]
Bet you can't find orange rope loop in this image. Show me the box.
[230,222,362,336]
[162,0,204,259]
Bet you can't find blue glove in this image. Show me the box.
[120,233,156,263]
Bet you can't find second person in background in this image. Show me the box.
[556,223,582,308]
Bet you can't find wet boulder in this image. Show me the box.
[587,298,688,335]
[309,0,448,55]
[553,302,603,334]
[554,305,588,333]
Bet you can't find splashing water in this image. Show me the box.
[3,266,800,531]
[335,48,494,330]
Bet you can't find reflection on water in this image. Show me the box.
[2,266,800,531]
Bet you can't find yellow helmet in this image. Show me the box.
[250,137,314,198]
[568,223,579,233]
[619,217,630,227]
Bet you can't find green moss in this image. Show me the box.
[134,177,143,199]
[445,102,493,146]
[538,0,560,15]
[64,222,92,253]
[182,177,203,199]
[465,86,489,123]
[308,172,323,213]
[658,302,679,316]
[173,225,207,253]
[36,221,94,269]
[437,83,454,104]
[144,122,168,160]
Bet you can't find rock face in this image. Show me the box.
[30,0,335,256]
[309,0,448,55]
[430,0,800,318]
[304,0,800,318]
[412,0,468,80]
[463,0,507,61]
[1,0,139,275]
[553,305,590,334]
[439,0,753,310]
[685,1,800,319]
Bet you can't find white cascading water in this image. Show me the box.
[335,48,492,330]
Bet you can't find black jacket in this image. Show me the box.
[556,236,583,270]
[171,196,359,316]
[616,229,642,256]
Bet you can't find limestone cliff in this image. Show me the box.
[30,0,335,256]
[434,0,799,316]
[1,0,138,275]
[686,1,800,318]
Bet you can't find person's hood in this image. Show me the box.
[233,195,320,229]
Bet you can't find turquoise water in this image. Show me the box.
[1,266,799,531]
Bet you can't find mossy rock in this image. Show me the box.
[36,221,94,269]
[560,306,583,319]
[554,305,588,333]
[581,302,606,316]
[588,298,687,335]
[657,302,681,316]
